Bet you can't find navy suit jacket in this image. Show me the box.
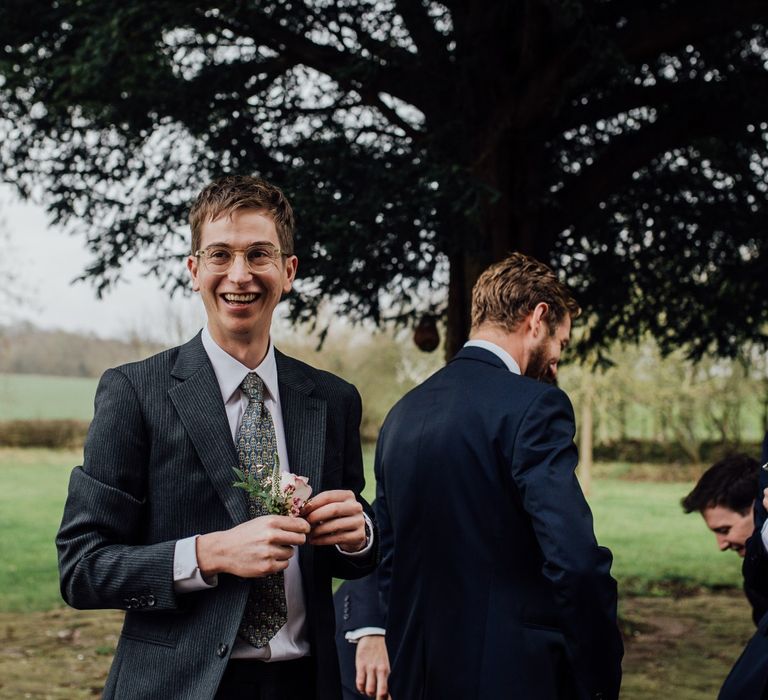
[375,347,623,700]
[56,334,376,700]
[334,570,386,700]
[720,432,768,700]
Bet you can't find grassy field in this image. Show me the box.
[0,593,756,700]
[0,447,744,613]
[0,374,98,421]
[594,477,742,592]
[0,447,756,699]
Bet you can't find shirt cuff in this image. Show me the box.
[336,512,375,557]
[761,519,768,553]
[345,627,386,643]
[173,535,218,593]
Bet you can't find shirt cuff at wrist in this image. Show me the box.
[336,512,375,557]
[345,627,386,643]
[173,535,218,593]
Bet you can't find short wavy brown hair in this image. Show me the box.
[470,252,581,334]
[189,175,295,255]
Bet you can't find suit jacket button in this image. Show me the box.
[130,597,139,608]
[147,595,156,607]
[217,643,229,658]
[123,598,132,609]
[139,596,147,607]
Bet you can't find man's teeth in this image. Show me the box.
[223,293,257,303]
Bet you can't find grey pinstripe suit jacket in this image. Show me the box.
[56,333,376,700]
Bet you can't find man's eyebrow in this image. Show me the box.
[206,240,276,248]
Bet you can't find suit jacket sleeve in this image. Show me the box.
[334,571,387,635]
[56,368,179,611]
[509,387,623,700]
[743,431,768,624]
[324,384,378,579]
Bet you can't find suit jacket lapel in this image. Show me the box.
[276,351,327,492]
[168,334,249,526]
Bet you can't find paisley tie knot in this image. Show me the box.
[241,373,265,402]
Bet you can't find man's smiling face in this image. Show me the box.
[701,504,754,557]
[187,208,297,353]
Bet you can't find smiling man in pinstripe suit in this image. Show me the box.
[56,175,377,700]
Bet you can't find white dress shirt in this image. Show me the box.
[174,327,371,660]
[463,339,522,375]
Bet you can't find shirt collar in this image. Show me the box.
[463,339,521,375]
[201,326,280,404]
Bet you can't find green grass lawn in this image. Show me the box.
[0,447,744,612]
[0,374,98,420]
[0,448,83,611]
[590,478,743,592]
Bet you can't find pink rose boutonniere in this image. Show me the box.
[233,457,312,517]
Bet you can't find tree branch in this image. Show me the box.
[546,90,768,235]
[556,68,768,132]
[393,0,451,64]
[233,10,429,112]
[604,0,768,64]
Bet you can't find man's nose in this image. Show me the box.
[227,253,251,283]
[716,536,729,551]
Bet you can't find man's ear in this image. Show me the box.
[187,255,200,292]
[530,303,549,336]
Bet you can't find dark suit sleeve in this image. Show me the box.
[743,432,768,625]
[325,384,378,579]
[335,570,386,635]
[56,369,178,611]
[373,429,394,611]
[509,387,623,700]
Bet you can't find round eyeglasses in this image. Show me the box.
[194,244,288,274]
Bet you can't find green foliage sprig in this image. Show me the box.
[232,457,284,515]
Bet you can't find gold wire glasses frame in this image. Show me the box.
[194,244,289,274]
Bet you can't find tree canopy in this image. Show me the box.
[1,0,767,358]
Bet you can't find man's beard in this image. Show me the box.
[524,342,557,385]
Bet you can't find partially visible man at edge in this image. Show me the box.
[375,252,624,700]
[681,453,765,623]
[56,175,377,700]
[719,433,768,700]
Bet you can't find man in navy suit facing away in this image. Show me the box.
[375,252,623,700]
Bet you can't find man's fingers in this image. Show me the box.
[268,529,308,546]
[262,515,311,533]
[355,665,366,693]
[376,667,389,699]
[302,490,359,516]
[365,669,377,697]
[308,515,361,538]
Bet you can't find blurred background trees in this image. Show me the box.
[1,1,767,359]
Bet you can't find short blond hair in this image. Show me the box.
[470,252,580,334]
[189,175,295,255]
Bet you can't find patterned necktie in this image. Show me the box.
[236,372,288,648]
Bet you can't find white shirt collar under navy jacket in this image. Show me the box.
[463,339,521,375]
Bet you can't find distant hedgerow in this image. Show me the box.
[0,420,89,448]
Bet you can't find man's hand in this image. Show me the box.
[355,635,390,699]
[763,487,768,513]
[196,515,310,578]
[302,490,367,552]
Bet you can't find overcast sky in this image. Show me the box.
[1,183,206,341]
